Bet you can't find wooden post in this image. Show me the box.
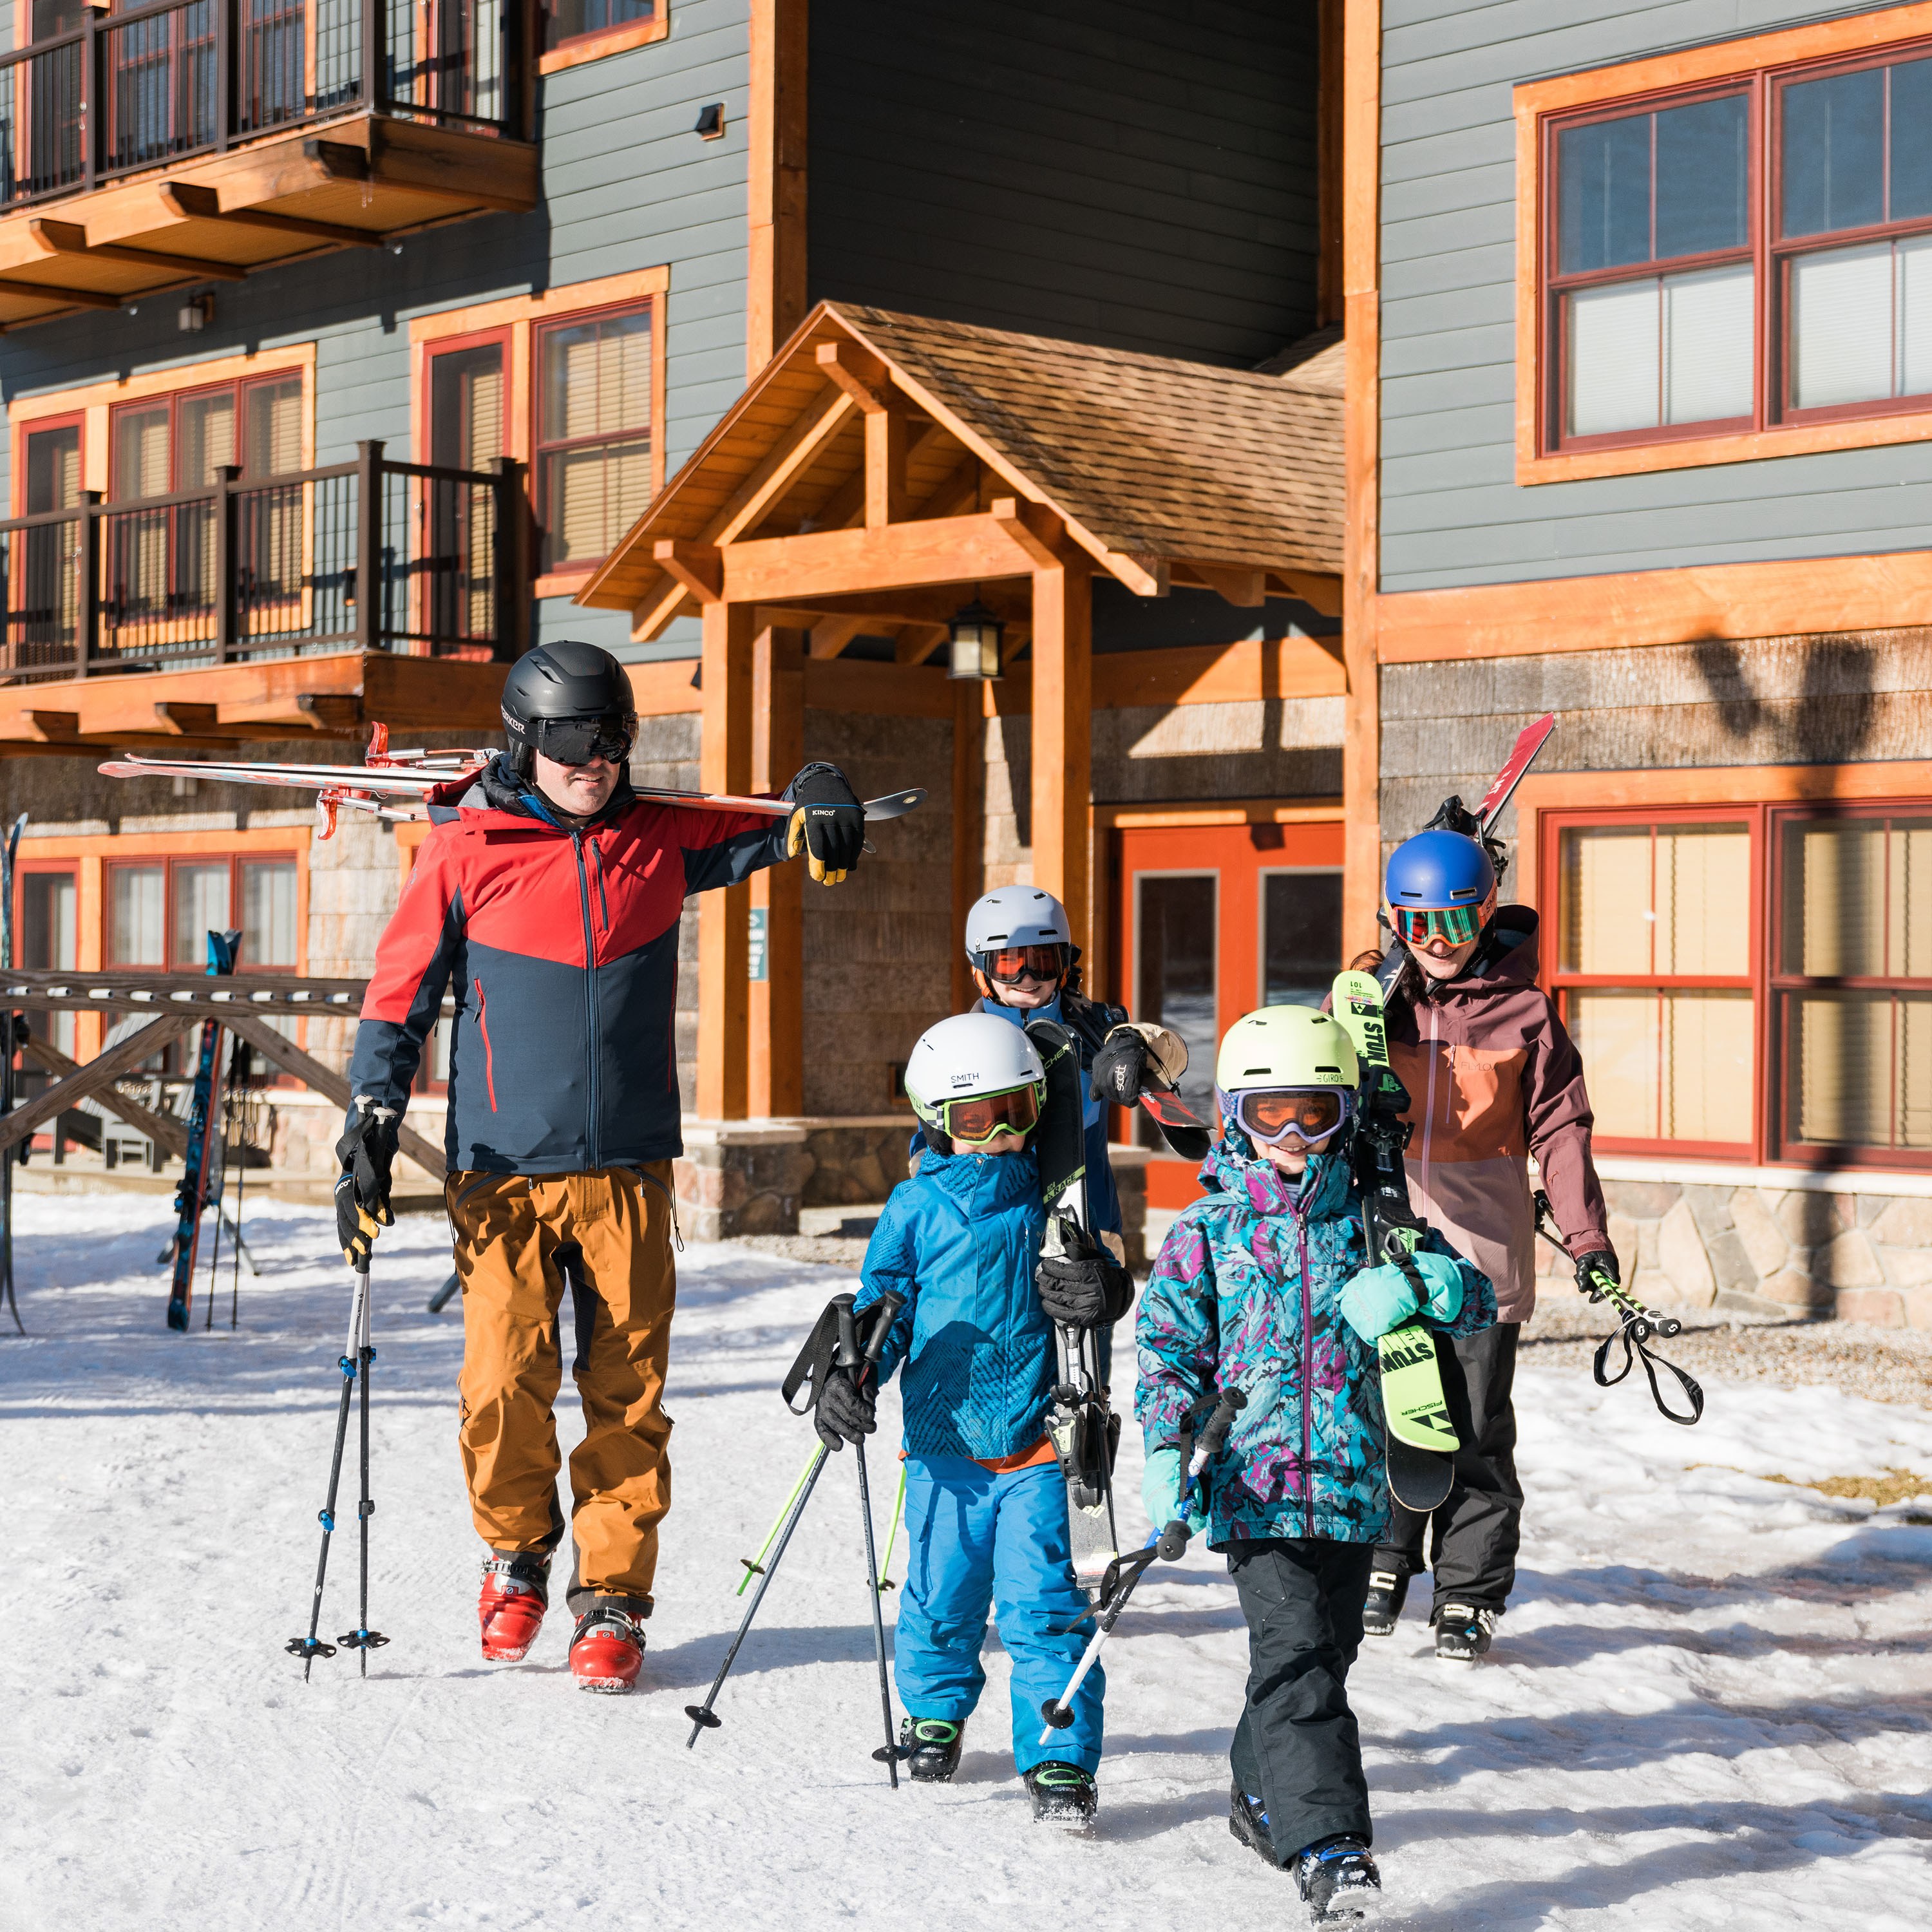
[214,463,239,661]
[76,490,100,676]
[698,600,755,1119]
[1030,557,1092,950]
[361,0,384,111]
[950,676,984,1015]
[214,0,232,151]
[489,455,527,661]
[749,620,804,1115]
[746,0,809,377]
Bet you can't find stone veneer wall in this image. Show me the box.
[1531,1172,1932,1328]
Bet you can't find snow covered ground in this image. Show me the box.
[4,1193,1931,1931]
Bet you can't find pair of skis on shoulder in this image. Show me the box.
[1333,710,1560,1510]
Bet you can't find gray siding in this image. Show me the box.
[0,0,754,661]
[808,0,1322,366]
[1379,1,1932,592]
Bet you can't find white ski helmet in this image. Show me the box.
[1215,1006,1360,1094]
[904,1012,1046,1136]
[963,886,1071,961]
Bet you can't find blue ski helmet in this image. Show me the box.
[1384,830,1497,945]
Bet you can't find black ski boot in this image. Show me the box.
[898,1716,964,1783]
[1435,1601,1497,1662]
[1294,1836,1381,1921]
[1361,1567,1409,1638]
[1229,1783,1279,1866]
[1023,1761,1097,1829]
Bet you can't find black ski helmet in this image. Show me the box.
[500,641,637,774]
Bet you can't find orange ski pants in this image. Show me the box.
[448,1164,677,1611]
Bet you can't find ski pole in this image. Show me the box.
[737,1440,821,1596]
[427,1271,460,1315]
[842,1291,907,1789]
[876,1463,907,1594]
[285,1264,369,1680]
[1039,1385,1246,1745]
[337,1256,388,1672]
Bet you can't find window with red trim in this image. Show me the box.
[543,1,656,53]
[533,301,653,575]
[104,855,298,971]
[1545,800,1931,1169]
[1542,36,1932,451]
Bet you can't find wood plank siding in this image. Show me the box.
[1378,0,1932,594]
[806,0,1321,367]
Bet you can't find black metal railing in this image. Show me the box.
[0,441,525,677]
[0,0,520,209]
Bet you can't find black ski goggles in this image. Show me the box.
[530,712,636,768]
[980,943,1068,985]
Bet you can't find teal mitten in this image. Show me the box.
[1338,1249,1464,1343]
[1140,1444,1206,1537]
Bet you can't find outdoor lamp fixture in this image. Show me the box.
[947,598,1003,681]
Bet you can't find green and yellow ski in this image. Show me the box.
[1332,969,1459,1511]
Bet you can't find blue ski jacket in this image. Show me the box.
[1135,1133,1495,1547]
[855,1144,1054,1462]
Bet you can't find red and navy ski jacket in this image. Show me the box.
[347,757,790,1174]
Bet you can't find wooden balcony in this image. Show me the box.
[0,437,526,749]
[0,0,537,330]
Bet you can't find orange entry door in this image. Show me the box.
[1112,819,1345,1211]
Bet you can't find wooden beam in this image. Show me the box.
[808,614,873,660]
[721,512,1037,605]
[17,1031,191,1159]
[746,0,810,377]
[815,341,893,413]
[1188,564,1267,608]
[697,601,755,1120]
[153,703,220,735]
[1268,569,1344,617]
[0,278,121,310]
[749,621,804,1116]
[22,711,80,742]
[951,678,984,1016]
[159,182,382,249]
[712,388,855,545]
[1030,558,1093,953]
[990,498,1068,571]
[222,1012,446,1182]
[294,694,364,731]
[654,538,723,605]
[914,450,981,522]
[0,1016,193,1155]
[28,218,247,281]
[893,623,948,665]
[866,399,909,529]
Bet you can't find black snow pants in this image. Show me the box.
[1227,1537,1374,1865]
[1373,1320,1523,1615]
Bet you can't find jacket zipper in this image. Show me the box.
[1294,1198,1314,1540]
[589,839,611,936]
[573,832,600,1168]
[1420,999,1440,1198]
[473,976,498,1112]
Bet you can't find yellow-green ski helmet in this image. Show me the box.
[1214,1005,1360,1150]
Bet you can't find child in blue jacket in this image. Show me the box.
[1137,1006,1494,1920]
[820,1013,1132,1827]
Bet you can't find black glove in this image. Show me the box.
[1573,1248,1619,1296]
[1036,1244,1134,1327]
[784,762,865,886]
[1089,1030,1151,1108]
[334,1095,399,1267]
[814,1364,876,1451]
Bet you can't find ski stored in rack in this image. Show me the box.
[1024,1016,1121,1608]
[0,811,25,1336]
[166,928,242,1333]
[1330,969,1459,1513]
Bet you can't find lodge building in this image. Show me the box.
[0,2,1926,1321]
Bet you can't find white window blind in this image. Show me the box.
[172,864,231,967]
[1662,265,1754,424]
[110,867,166,965]
[242,860,298,967]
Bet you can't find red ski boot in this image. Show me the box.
[569,1603,647,1694]
[478,1553,550,1663]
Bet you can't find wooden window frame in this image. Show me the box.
[1766,800,1932,1170]
[1515,3,1932,483]
[106,370,306,502]
[408,269,668,602]
[103,851,303,974]
[19,411,86,514]
[1531,778,1932,1174]
[538,1,667,77]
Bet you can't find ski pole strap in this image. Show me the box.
[1595,1317,1704,1426]
[781,1298,843,1414]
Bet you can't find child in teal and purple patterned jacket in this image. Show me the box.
[1135,1004,1493,1921]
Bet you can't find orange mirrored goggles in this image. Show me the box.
[1225,1087,1352,1146]
[982,943,1067,984]
[940,1083,1042,1145]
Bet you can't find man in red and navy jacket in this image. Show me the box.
[336,640,866,1692]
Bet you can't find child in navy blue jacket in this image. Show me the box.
[820,1014,1132,1827]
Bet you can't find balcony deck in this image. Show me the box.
[0,1,536,330]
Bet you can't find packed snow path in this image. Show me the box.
[4,1197,1930,1931]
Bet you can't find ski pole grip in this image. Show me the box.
[1198,1385,1247,1459]
[861,1290,905,1368]
[1156,1518,1193,1562]
[833,1292,860,1371]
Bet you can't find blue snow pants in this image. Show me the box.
[895,1454,1104,1776]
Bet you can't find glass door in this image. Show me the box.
[1133,873,1218,1148]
